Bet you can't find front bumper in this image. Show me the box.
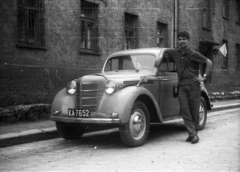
[50,116,121,124]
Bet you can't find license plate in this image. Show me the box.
[68,109,90,118]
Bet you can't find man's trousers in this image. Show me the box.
[178,82,200,137]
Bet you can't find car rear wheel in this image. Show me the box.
[119,101,150,147]
[56,122,86,140]
[198,97,207,130]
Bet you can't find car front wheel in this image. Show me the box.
[119,101,150,147]
[198,97,207,130]
[56,122,86,140]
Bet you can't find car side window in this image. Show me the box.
[105,56,135,71]
[105,59,119,71]
[158,56,176,75]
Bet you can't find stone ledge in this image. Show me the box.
[209,91,240,101]
[0,104,51,122]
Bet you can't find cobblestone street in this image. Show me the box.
[1,108,239,172]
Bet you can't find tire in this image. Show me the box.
[119,101,150,147]
[198,97,207,130]
[56,122,86,140]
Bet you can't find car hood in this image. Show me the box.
[78,70,156,90]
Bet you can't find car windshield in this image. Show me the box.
[104,54,156,72]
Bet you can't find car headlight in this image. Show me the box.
[67,80,77,94]
[105,80,116,94]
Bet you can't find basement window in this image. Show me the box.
[17,0,45,49]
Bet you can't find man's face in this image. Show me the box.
[178,37,189,48]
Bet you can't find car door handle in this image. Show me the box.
[160,78,168,81]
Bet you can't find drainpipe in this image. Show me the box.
[172,0,175,48]
[173,0,179,48]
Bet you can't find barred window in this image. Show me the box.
[203,0,211,29]
[236,0,240,23]
[80,0,99,53]
[17,0,45,48]
[124,13,138,50]
[223,0,230,19]
[157,22,168,47]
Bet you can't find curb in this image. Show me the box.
[0,127,59,147]
[1,102,240,147]
[211,103,240,111]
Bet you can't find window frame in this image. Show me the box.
[124,13,138,50]
[223,0,230,19]
[17,0,45,49]
[236,43,240,70]
[202,0,212,30]
[80,0,99,55]
[156,22,168,47]
[158,56,176,74]
[236,0,240,24]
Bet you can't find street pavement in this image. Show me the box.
[0,99,240,147]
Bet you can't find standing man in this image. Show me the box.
[155,31,212,144]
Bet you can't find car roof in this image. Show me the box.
[109,48,167,58]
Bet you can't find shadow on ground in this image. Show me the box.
[56,122,187,149]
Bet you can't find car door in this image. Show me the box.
[157,56,180,119]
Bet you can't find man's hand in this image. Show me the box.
[155,53,168,67]
[154,58,161,67]
[193,75,207,83]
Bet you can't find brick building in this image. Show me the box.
[0,0,240,107]
[178,0,240,92]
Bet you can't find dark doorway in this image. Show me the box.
[199,41,219,84]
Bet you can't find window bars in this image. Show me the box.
[17,0,45,48]
[124,13,138,50]
[80,0,99,52]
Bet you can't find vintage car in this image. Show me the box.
[50,48,212,147]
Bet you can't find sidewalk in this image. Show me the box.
[0,99,240,147]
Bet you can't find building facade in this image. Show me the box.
[0,0,240,107]
[178,0,240,92]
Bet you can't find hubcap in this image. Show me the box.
[129,109,146,139]
[199,102,205,125]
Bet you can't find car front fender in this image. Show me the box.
[51,88,76,116]
[97,86,163,124]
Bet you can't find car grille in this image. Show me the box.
[76,82,99,112]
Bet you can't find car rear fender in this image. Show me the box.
[200,82,212,110]
[201,91,212,110]
[98,86,163,124]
